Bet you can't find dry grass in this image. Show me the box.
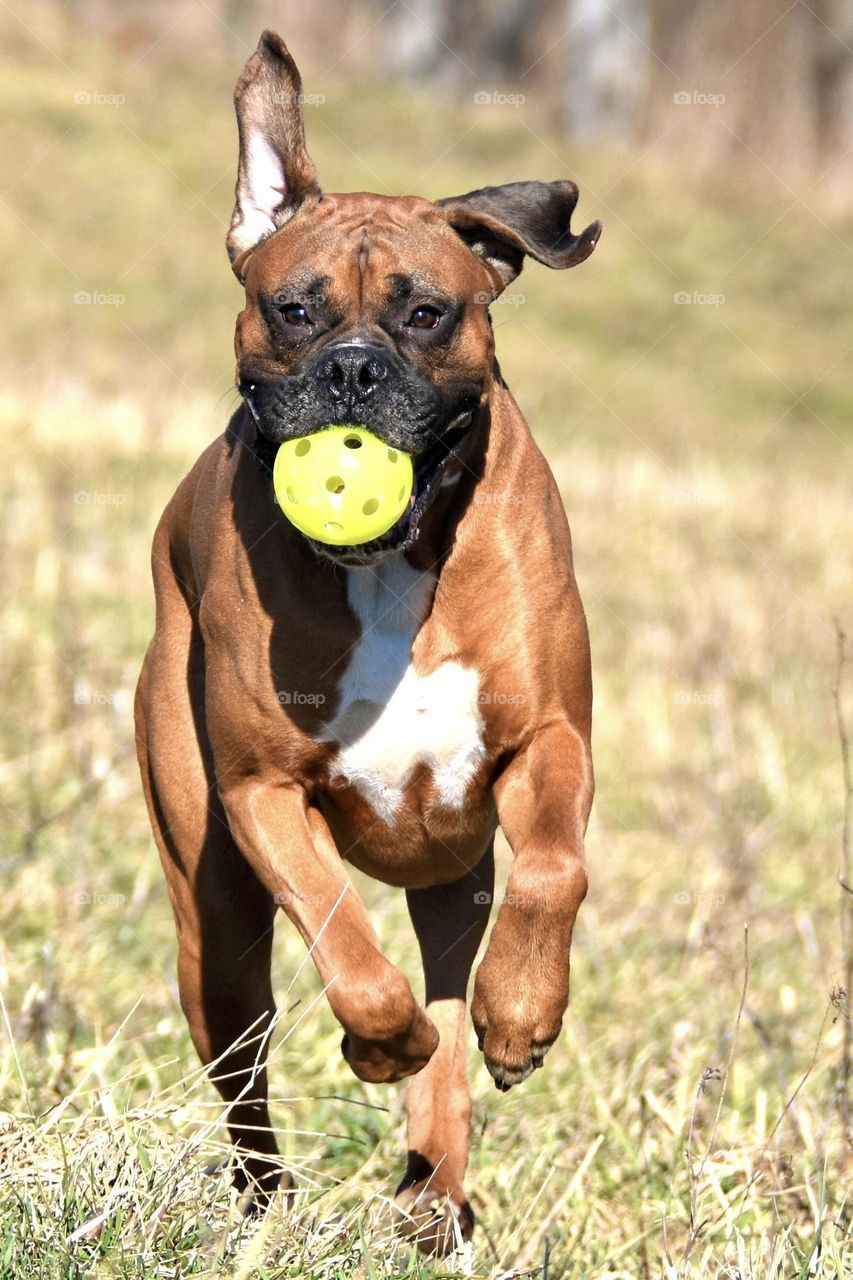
[1,16,851,1279]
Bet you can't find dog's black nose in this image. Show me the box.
[315,344,389,406]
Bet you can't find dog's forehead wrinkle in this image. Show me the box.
[385,270,453,304]
[258,199,471,306]
[356,230,370,306]
[271,269,330,298]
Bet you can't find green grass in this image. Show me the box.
[1,16,851,1279]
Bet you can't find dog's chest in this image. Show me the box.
[322,558,485,824]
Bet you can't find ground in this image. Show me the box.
[0,21,851,1280]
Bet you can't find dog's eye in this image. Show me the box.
[280,302,311,326]
[407,305,443,330]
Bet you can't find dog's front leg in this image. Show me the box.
[472,726,592,1089]
[221,780,439,1082]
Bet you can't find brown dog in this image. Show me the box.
[134,31,599,1255]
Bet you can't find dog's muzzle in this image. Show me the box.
[240,340,482,563]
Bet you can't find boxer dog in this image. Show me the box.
[135,30,600,1255]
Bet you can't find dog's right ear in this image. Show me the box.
[227,31,322,273]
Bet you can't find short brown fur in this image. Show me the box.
[136,30,598,1255]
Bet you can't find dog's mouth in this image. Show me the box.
[239,379,480,565]
[306,411,475,566]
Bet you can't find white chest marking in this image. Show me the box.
[324,557,485,824]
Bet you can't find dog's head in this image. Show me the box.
[229,31,600,564]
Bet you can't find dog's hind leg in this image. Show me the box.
[134,521,283,1201]
[393,842,495,1256]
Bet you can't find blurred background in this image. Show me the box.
[1,1,852,1277]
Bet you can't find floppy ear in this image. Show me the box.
[436,181,601,294]
[227,30,322,268]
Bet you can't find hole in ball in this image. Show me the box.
[398,486,406,501]
[325,521,343,534]
[285,487,298,504]
[362,498,379,515]
[294,439,311,456]
[326,476,345,494]
[387,449,398,463]
[344,435,362,449]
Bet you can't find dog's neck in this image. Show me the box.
[248,417,278,475]
[402,405,490,571]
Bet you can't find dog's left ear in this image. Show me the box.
[437,181,601,295]
[227,30,322,270]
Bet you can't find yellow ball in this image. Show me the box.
[273,426,414,546]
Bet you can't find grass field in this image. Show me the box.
[1,17,852,1279]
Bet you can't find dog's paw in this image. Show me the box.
[393,1171,474,1256]
[341,1005,439,1084]
[475,1024,559,1089]
[225,1156,292,1211]
[471,965,565,1090]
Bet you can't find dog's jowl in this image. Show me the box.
[135,29,600,1256]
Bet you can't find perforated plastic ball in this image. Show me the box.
[273,426,414,546]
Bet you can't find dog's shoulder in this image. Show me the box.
[151,420,242,601]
